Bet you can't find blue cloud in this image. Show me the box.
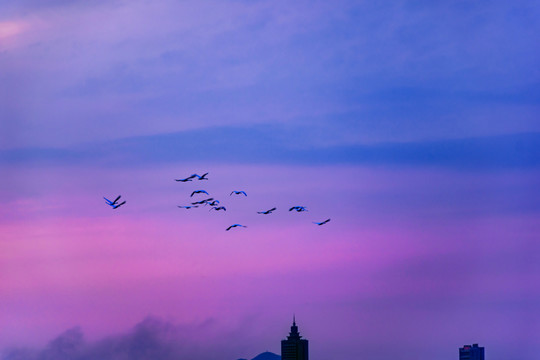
[1,126,539,170]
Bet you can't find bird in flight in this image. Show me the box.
[258,207,277,215]
[104,195,121,207]
[226,224,247,231]
[190,190,209,197]
[175,177,193,182]
[313,218,331,226]
[112,201,126,209]
[210,206,226,212]
[191,198,214,205]
[289,206,308,212]
[198,172,209,180]
[178,205,199,209]
[230,191,247,196]
[206,200,220,206]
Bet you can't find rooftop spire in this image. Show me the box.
[288,315,301,340]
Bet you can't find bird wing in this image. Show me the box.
[113,201,126,209]
[113,195,121,204]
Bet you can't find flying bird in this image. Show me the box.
[198,172,209,180]
[104,195,121,207]
[313,218,331,226]
[226,224,247,231]
[206,200,220,206]
[257,207,277,215]
[178,205,199,209]
[210,206,226,212]
[112,201,126,209]
[190,190,209,197]
[191,198,214,205]
[230,191,247,196]
[175,177,193,182]
[289,206,308,212]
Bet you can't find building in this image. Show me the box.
[459,344,484,360]
[281,317,308,360]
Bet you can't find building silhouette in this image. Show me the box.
[281,316,308,360]
[459,344,484,360]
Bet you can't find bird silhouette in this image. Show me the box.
[191,198,214,205]
[257,207,277,214]
[210,206,226,212]
[226,224,247,231]
[206,200,220,206]
[289,206,307,212]
[104,195,121,207]
[190,190,209,197]
[198,172,209,180]
[313,218,331,225]
[230,191,247,196]
[178,205,199,209]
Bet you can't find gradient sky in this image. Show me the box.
[1,1,539,359]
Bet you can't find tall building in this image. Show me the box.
[281,316,308,360]
[459,344,484,360]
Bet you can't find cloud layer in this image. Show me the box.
[2,317,262,360]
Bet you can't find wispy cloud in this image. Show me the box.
[1,128,539,170]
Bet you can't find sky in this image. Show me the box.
[1,1,539,359]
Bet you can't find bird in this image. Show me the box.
[206,200,220,206]
[257,207,277,215]
[190,190,209,197]
[191,198,214,205]
[104,195,121,207]
[226,224,247,231]
[175,177,193,182]
[210,206,226,211]
[230,191,247,196]
[178,205,199,209]
[198,172,209,180]
[112,201,126,209]
[313,218,331,226]
[289,206,308,212]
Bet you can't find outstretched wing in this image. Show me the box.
[113,201,126,209]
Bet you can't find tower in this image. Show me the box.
[459,344,484,360]
[281,316,308,360]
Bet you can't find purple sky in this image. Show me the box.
[1,1,539,359]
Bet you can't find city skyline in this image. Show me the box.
[1,1,540,359]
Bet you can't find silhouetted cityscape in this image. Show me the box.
[281,317,309,360]
[460,344,485,360]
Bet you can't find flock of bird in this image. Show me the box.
[104,172,330,231]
